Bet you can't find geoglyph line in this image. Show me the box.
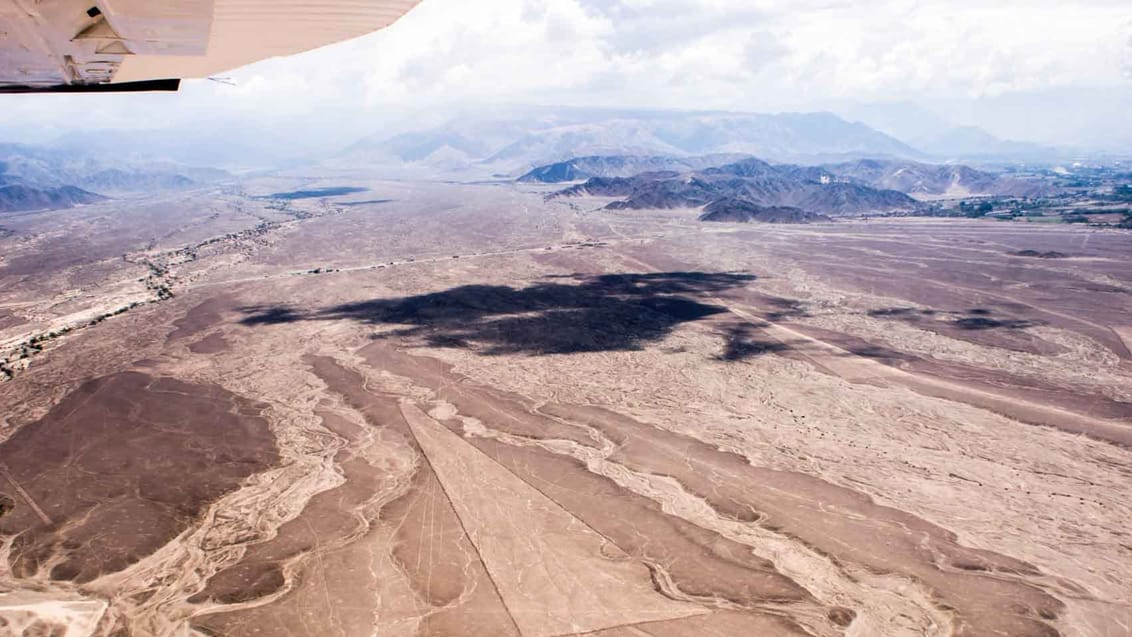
[0,463,52,526]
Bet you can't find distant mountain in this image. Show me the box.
[518,154,748,183]
[77,169,196,192]
[699,199,831,224]
[40,126,339,171]
[484,121,686,168]
[0,142,229,194]
[331,107,924,178]
[923,86,1132,154]
[667,111,920,161]
[336,116,549,176]
[0,184,104,214]
[555,157,920,218]
[359,129,494,164]
[834,102,1066,161]
[834,101,955,145]
[911,126,1058,161]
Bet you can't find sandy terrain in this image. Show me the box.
[0,181,1129,636]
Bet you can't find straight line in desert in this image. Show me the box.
[785,253,1132,358]
[398,402,706,637]
[1113,326,1132,359]
[717,299,1132,446]
[0,464,52,526]
[613,251,1129,445]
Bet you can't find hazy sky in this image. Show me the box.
[1,0,1129,148]
[356,0,1131,106]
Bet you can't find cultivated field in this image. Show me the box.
[1,180,1129,637]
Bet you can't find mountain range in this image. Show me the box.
[0,103,1068,216]
[775,159,1050,198]
[331,108,927,178]
[534,155,1049,201]
[0,182,104,215]
[0,144,230,213]
[326,104,1086,180]
[518,155,749,183]
[832,101,1062,161]
[553,157,922,218]
[2,103,1080,186]
[0,144,228,192]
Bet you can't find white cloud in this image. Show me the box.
[345,0,1130,107]
[355,0,616,105]
[0,0,1128,146]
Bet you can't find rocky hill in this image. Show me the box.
[0,184,104,214]
[779,158,1050,198]
[698,198,831,223]
[532,155,1050,199]
[518,154,747,183]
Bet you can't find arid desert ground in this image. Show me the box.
[0,179,1130,637]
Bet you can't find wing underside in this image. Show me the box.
[0,0,419,93]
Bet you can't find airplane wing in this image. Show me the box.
[0,0,420,93]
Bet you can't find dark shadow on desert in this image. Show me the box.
[867,306,1043,331]
[261,186,368,200]
[715,322,790,361]
[240,271,757,355]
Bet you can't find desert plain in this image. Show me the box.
[0,178,1129,637]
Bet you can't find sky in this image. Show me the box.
[1,0,1129,151]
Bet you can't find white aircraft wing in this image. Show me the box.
[0,0,420,93]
